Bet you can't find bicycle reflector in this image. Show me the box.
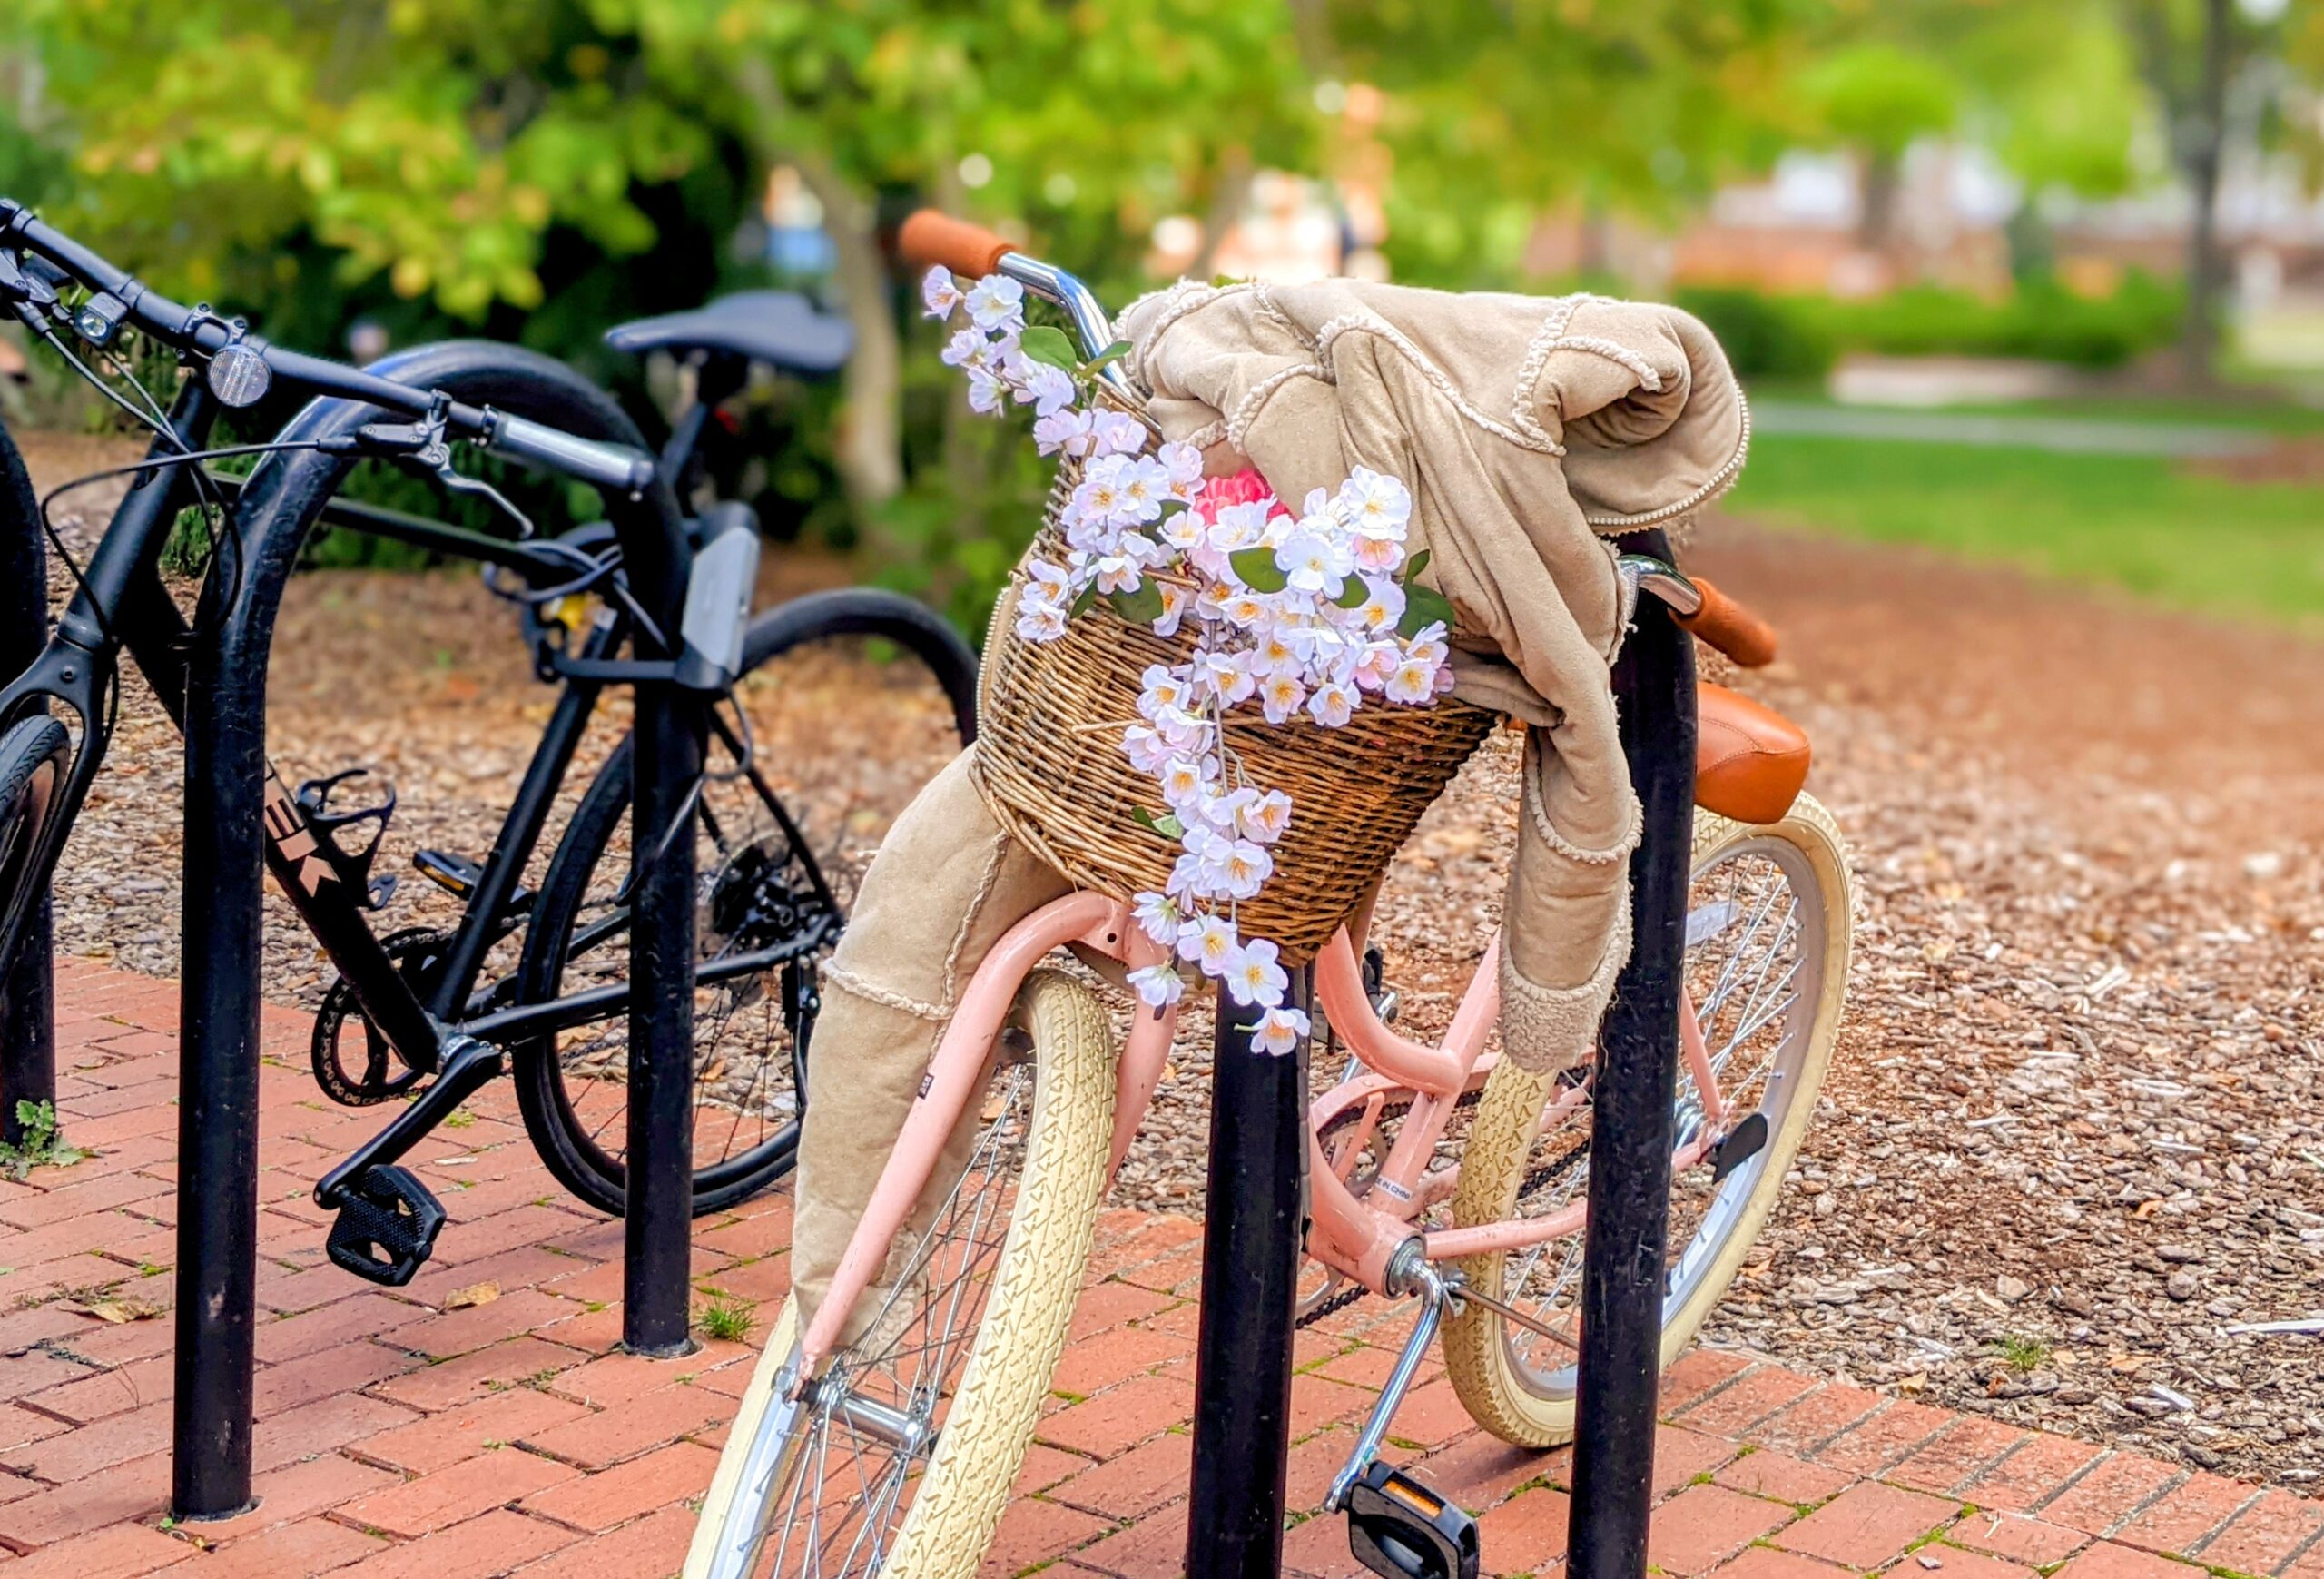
[1347,1460,1480,1579]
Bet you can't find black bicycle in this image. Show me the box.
[0,202,976,1268]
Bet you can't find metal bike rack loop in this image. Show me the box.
[1,417,55,1146]
[172,341,700,1519]
[1184,527,1696,1579]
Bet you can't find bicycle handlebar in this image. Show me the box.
[898,210,1018,279]
[0,198,656,497]
[1674,577,1778,668]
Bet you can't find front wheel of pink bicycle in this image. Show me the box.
[1441,794,1854,1447]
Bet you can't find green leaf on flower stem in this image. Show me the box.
[1331,577,1371,610]
[1080,340,1132,376]
[1401,548,1432,585]
[1131,806,1185,839]
[1110,579,1166,626]
[1228,547,1287,593]
[1398,584,1457,638]
[1070,583,1098,617]
[1019,325,1079,370]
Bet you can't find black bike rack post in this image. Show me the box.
[1569,528,1698,1579]
[1185,971,1310,1579]
[1180,527,1697,1579]
[0,416,54,1144]
[170,343,684,1519]
[619,666,702,1356]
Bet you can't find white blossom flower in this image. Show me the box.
[1158,755,1215,809]
[1177,913,1241,972]
[1208,501,1272,553]
[1020,362,1078,418]
[1089,409,1147,457]
[964,274,1026,331]
[1132,890,1181,945]
[940,327,990,369]
[1275,526,1354,597]
[1157,505,1206,552]
[1307,678,1357,728]
[1257,670,1305,725]
[1160,441,1205,498]
[922,266,965,319]
[1073,458,1130,525]
[1353,639,1403,692]
[1153,582,1190,638]
[1339,467,1412,538]
[1404,622,1449,666]
[1250,1004,1312,1055]
[1015,594,1068,642]
[1033,408,1094,458]
[965,367,1005,414]
[1384,656,1440,704]
[1121,724,1172,775]
[1195,830,1272,900]
[1236,788,1294,844]
[1128,962,1187,1008]
[1137,664,1191,719]
[1223,938,1289,1008]
[1191,649,1256,706]
[1093,553,1145,596]
[1114,457,1171,523]
[1351,531,1405,575]
[1351,577,1406,633]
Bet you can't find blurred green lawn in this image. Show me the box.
[1728,432,2324,630]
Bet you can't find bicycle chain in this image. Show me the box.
[310,927,447,1107]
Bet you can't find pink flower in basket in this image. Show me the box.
[1195,468,1291,524]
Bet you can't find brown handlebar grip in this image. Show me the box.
[899,210,1016,279]
[1675,577,1779,667]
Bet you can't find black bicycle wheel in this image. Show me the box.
[0,715,72,981]
[512,587,977,1216]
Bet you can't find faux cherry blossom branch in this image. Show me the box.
[926,265,1457,1051]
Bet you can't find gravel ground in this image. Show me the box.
[25,433,2324,1485]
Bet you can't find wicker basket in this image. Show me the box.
[970,391,1502,962]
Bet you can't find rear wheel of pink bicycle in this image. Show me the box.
[1441,794,1853,1447]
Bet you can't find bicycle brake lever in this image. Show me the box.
[431,456,536,540]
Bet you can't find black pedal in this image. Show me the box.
[1347,1462,1479,1579]
[326,1165,446,1287]
[296,767,399,909]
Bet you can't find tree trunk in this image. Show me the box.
[1856,150,1902,256]
[794,153,904,512]
[727,59,903,516]
[2178,0,2232,378]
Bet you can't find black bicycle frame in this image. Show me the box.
[0,376,797,1086]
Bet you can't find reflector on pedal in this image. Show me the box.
[1347,1461,1479,1579]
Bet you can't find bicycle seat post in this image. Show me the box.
[1185,969,1314,1579]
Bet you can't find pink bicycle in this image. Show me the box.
[685,241,1852,1579]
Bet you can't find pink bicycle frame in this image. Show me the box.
[795,894,1729,1373]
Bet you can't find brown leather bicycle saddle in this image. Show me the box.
[1695,683,1810,824]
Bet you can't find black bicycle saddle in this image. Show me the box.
[603,290,852,376]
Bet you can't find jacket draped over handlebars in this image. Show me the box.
[1116,279,1748,1070]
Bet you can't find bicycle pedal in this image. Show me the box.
[1346,1461,1479,1579]
[326,1165,446,1287]
[1711,1110,1770,1185]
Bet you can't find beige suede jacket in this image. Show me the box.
[1117,279,1748,1071]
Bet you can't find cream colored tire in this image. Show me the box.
[684,970,1117,1579]
[1440,794,1852,1448]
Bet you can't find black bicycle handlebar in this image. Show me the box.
[0,198,655,497]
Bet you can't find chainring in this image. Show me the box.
[310,927,446,1107]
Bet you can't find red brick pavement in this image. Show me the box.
[3,962,2321,1578]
